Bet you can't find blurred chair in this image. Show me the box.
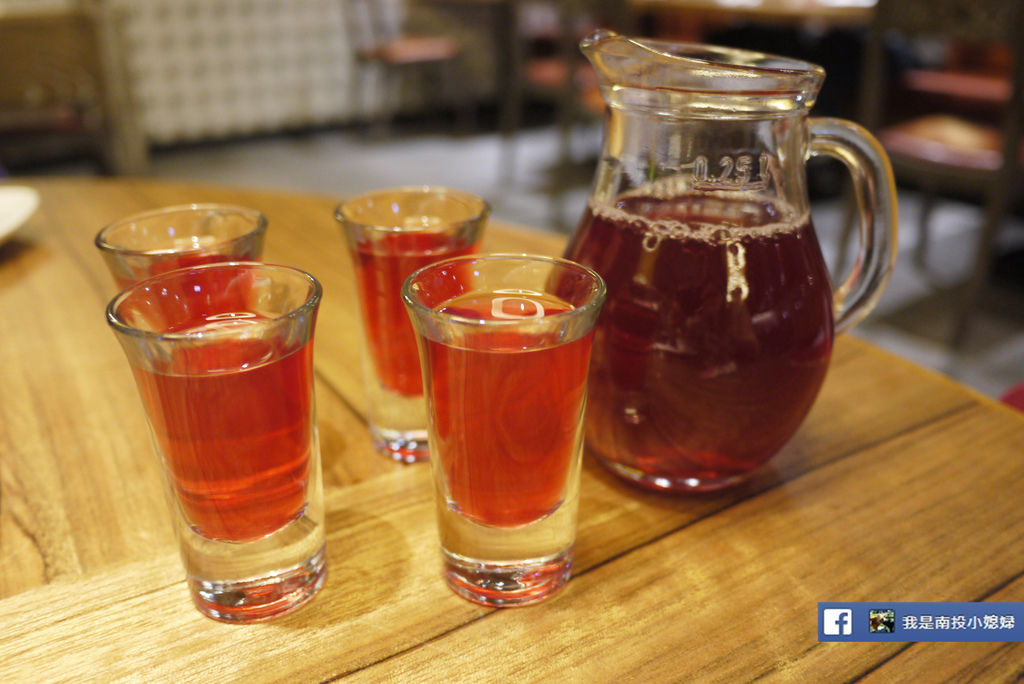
[854,0,1024,346]
[501,0,634,227]
[1002,381,1024,414]
[0,3,147,174]
[342,0,472,132]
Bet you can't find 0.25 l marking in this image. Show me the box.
[693,153,772,191]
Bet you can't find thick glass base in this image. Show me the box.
[365,378,429,463]
[189,544,327,623]
[371,425,429,463]
[596,455,752,493]
[442,547,572,607]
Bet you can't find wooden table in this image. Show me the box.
[2,177,1023,681]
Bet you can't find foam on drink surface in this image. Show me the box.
[587,183,809,249]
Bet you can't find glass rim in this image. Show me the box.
[94,203,268,257]
[401,253,607,328]
[334,185,491,233]
[105,261,322,342]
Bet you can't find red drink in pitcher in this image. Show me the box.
[424,291,593,527]
[353,232,478,396]
[130,284,315,542]
[565,191,835,489]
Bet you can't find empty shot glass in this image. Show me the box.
[95,204,267,289]
[402,254,606,606]
[336,187,488,463]
[106,262,326,622]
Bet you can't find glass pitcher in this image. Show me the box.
[564,31,898,492]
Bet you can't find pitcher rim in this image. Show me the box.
[581,29,825,89]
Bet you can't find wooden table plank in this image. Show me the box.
[1,398,1019,680]
[0,338,1015,680]
[343,405,1024,681]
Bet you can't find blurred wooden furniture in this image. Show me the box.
[343,0,472,131]
[1003,382,1024,413]
[632,0,875,40]
[856,0,1024,347]
[501,0,634,228]
[2,176,1024,680]
[0,4,147,174]
[523,0,630,150]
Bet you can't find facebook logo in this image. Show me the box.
[823,608,853,635]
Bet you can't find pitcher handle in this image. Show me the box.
[809,117,898,334]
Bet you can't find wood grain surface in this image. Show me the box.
[1,178,1022,681]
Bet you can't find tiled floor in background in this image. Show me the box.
[38,119,1024,400]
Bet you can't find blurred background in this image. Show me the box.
[2,0,1022,402]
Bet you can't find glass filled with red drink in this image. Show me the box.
[95,204,267,290]
[336,186,488,463]
[403,254,606,606]
[106,262,326,622]
[563,31,898,492]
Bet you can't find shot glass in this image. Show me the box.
[106,262,326,622]
[95,204,267,289]
[402,254,606,606]
[336,187,488,463]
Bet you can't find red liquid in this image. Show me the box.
[353,232,478,396]
[564,191,834,487]
[132,312,314,542]
[425,292,593,527]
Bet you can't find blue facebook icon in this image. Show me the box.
[823,608,853,635]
